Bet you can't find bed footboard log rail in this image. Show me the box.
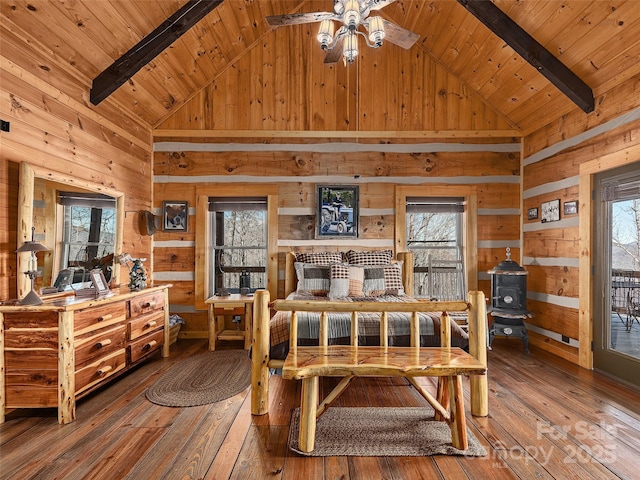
[468,290,488,417]
[251,289,271,415]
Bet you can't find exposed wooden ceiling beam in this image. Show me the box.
[90,0,223,106]
[457,0,594,114]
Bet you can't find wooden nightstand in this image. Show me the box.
[205,294,254,350]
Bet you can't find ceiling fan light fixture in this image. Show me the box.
[343,32,358,63]
[317,19,335,49]
[367,16,385,47]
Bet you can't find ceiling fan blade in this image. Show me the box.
[266,12,336,27]
[324,37,345,64]
[370,0,397,11]
[381,19,419,49]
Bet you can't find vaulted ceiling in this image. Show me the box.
[3,0,640,137]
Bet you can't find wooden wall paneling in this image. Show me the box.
[261,30,277,130]
[433,62,449,131]
[477,247,521,271]
[477,215,520,241]
[277,215,315,241]
[524,120,640,190]
[156,150,520,178]
[526,265,579,299]
[0,31,150,147]
[477,183,520,209]
[526,330,579,364]
[523,227,580,259]
[358,215,394,239]
[0,71,149,161]
[527,299,579,339]
[153,247,195,273]
[249,41,263,131]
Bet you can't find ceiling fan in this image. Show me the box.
[265,0,419,64]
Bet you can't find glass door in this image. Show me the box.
[594,162,640,387]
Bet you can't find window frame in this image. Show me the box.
[209,198,268,296]
[195,185,278,309]
[395,185,478,297]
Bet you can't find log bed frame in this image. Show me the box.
[250,252,489,450]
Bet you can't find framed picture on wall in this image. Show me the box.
[564,200,578,215]
[527,207,538,220]
[162,201,188,232]
[316,185,359,239]
[541,199,561,223]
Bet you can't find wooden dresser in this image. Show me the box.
[0,285,171,424]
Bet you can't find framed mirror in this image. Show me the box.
[17,162,125,299]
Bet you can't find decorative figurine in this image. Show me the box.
[128,258,147,291]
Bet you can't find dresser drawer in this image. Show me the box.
[128,311,164,340]
[75,324,127,368]
[129,329,164,363]
[129,291,165,317]
[213,304,245,316]
[74,302,127,336]
[75,349,126,395]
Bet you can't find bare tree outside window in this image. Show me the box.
[612,199,640,271]
[406,200,464,299]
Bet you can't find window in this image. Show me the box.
[59,192,116,283]
[209,197,268,296]
[406,197,465,299]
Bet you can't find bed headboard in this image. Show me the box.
[284,251,414,298]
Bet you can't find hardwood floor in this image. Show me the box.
[1,338,639,480]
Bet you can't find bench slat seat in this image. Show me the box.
[282,346,487,379]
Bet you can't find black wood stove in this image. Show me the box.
[488,247,531,353]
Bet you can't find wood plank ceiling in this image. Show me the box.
[3,0,640,136]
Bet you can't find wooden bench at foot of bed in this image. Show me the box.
[283,345,486,452]
[251,290,489,450]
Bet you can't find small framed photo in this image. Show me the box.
[89,268,111,296]
[564,200,578,215]
[541,199,561,223]
[162,201,188,232]
[527,207,538,220]
[53,269,73,291]
[316,185,359,238]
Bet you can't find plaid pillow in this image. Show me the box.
[295,262,331,296]
[295,252,343,265]
[328,264,365,299]
[345,249,393,265]
[362,263,405,296]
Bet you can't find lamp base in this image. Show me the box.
[20,289,44,306]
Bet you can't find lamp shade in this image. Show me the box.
[16,241,49,253]
[343,32,358,63]
[367,16,385,47]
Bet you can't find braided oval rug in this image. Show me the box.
[145,349,251,407]
[289,407,487,457]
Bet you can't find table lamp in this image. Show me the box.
[16,227,49,305]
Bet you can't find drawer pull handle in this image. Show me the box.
[96,366,113,376]
[143,340,157,351]
[144,321,157,330]
[96,339,112,349]
[97,314,113,322]
[143,301,156,309]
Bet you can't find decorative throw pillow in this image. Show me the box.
[328,264,365,299]
[295,251,343,265]
[362,262,405,296]
[295,262,331,295]
[345,249,393,265]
